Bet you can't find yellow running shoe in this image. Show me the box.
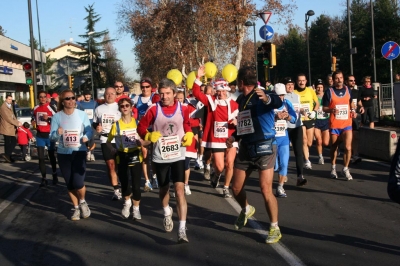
[266,226,282,244]
[234,205,255,230]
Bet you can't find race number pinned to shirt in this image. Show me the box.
[84,109,94,120]
[121,129,138,149]
[317,107,325,119]
[37,112,48,126]
[336,104,349,120]
[237,110,254,135]
[101,114,116,132]
[159,135,181,160]
[214,121,228,138]
[275,120,287,137]
[63,129,81,148]
[301,103,310,114]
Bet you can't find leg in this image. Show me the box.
[314,128,323,155]
[231,167,253,208]
[223,147,237,187]
[288,127,304,177]
[259,168,278,223]
[342,130,353,168]
[302,126,309,161]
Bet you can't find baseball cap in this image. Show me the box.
[283,77,294,85]
[51,92,58,98]
[315,79,324,86]
[274,83,287,95]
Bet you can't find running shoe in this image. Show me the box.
[86,152,91,162]
[152,175,159,189]
[133,207,141,220]
[144,180,153,192]
[112,189,122,200]
[194,159,204,170]
[79,201,91,219]
[296,176,307,186]
[90,154,95,161]
[210,173,221,188]
[276,187,287,198]
[330,169,338,179]
[266,226,282,244]
[223,187,232,198]
[304,160,312,169]
[71,208,80,221]
[204,167,211,180]
[184,184,192,195]
[177,227,189,243]
[39,178,48,187]
[163,207,174,232]
[318,156,324,165]
[234,205,255,230]
[52,172,58,185]
[342,168,353,181]
[121,201,132,219]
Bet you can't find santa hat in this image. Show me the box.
[212,78,230,91]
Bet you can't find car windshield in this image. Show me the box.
[16,109,32,117]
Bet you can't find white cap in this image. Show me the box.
[274,83,286,95]
[213,78,230,91]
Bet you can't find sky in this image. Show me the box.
[1,0,347,81]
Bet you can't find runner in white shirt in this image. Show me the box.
[93,87,122,200]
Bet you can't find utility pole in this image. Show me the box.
[28,0,37,106]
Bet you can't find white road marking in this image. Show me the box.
[0,181,34,214]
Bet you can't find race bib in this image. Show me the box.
[317,107,325,119]
[274,120,287,137]
[352,99,357,109]
[84,109,94,119]
[336,104,349,120]
[63,129,81,148]
[101,114,116,132]
[301,103,310,114]
[214,121,228,138]
[159,135,181,160]
[37,112,48,126]
[292,103,300,118]
[121,129,138,149]
[237,110,254,136]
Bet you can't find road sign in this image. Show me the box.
[259,11,272,24]
[381,41,400,60]
[259,25,274,41]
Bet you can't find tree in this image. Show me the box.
[102,33,127,85]
[0,25,6,36]
[71,4,113,90]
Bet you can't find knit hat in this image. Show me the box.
[212,78,230,91]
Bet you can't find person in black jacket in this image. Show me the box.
[358,76,376,128]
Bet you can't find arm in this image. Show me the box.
[81,111,93,142]
[259,91,283,109]
[137,105,156,139]
[312,90,320,111]
[286,101,297,124]
[49,114,61,141]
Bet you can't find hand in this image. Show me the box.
[96,125,103,133]
[299,108,306,115]
[197,65,205,78]
[82,137,88,143]
[226,136,235,148]
[229,119,237,126]
[42,113,48,120]
[57,126,63,135]
[350,110,357,118]
[331,108,338,115]
[145,131,162,143]
[181,132,194,147]
[31,121,36,128]
[255,88,270,103]
[308,111,316,119]
[359,106,365,114]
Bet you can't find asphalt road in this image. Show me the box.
[0,140,399,266]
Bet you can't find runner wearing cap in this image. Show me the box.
[80,90,98,161]
[93,87,122,200]
[193,66,238,198]
[314,79,330,165]
[50,92,59,112]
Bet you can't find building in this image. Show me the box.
[0,35,46,103]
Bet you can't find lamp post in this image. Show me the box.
[305,10,315,86]
[245,21,258,83]
[87,31,95,97]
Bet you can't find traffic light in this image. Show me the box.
[260,42,277,68]
[331,56,339,72]
[68,75,75,89]
[22,61,33,85]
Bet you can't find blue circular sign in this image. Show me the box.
[381,41,400,60]
[259,25,274,41]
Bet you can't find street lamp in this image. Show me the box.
[305,10,315,86]
[87,31,95,97]
[245,21,258,83]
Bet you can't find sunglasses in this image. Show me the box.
[141,85,151,89]
[115,85,124,88]
[119,104,131,109]
[64,96,76,101]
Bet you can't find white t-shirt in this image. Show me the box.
[93,102,121,143]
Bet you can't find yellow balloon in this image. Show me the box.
[167,69,183,85]
[222,64,238,83]
[186,71,197,89]
[204,62,218,78]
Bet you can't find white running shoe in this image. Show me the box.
[90,154,95,161]
[144,180,153,192]
[112,189,122,200]
[184,184,191,195]
[318,157,324,165]
[223,187,232,198]
[121,200,132,219]
[86,151,91,162]
[342,168,353,181]
[132,207,141,220]
[276,187,287,198]
[330,169,338,179]
[304,160,312,169]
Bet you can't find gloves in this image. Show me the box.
[308,111,316,119]
[145,131,162,143]
[181,132,194,147]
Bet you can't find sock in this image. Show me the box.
[270,222,278,228]
[224,186,229,189]
[199,154,203,161]
[343,167,348,171]
[179,220,186,230]
[185,183,189,186]
[244,205,251,214]
[206,163,210,169]
[332,164,336,170]
[87,151,91,156]
[319,154,323,158]
[278,183,283,188]
[113,185,119,190]
[74,205,79,209]
[79,199,85,204]
[133,206,139,211]
[125,199,132,206]
[163,206,171,216]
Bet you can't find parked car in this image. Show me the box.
[15,107,33,127]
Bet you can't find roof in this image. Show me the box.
[46,42,85,53]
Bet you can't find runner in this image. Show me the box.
[31,91,58,186]
[79,90,98,161]
[93,87,122,200]
[322,70,357,180]
[49,89,93,221]
[273,83,297,198]
[138,78,194,243]
[227,66,283,244]
[314,79,330,165]
[193,66,239,198]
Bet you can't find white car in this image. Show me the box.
[15,107,33,127]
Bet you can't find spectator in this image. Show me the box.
[17,122,34,161]
[0,95,22,162]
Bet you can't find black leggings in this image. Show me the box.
[57,151,86,190]
[20,145,28,158]
[118,152,142,201]
[38,147,57,178]
[288,127,304,177]
[3,135,16,157]
[153,160,185,187]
